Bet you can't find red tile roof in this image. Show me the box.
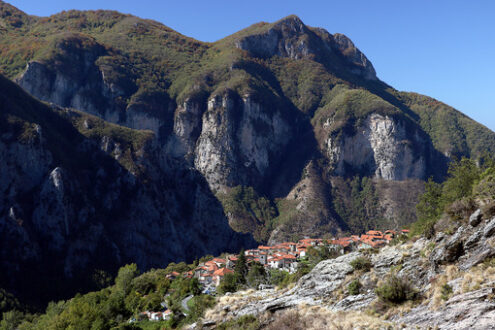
[213,267,234,276]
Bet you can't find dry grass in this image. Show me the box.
[429,265,461,309]
[381,300,416,319]
[266,305,393,330]
[428,264,495,309]
[459,264,495,293]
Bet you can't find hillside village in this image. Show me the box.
[138,229,409,322]
[187,229,409,289]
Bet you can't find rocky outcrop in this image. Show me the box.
[399,288,495,330]
[332,33,377,81]
[15,34,174,141]
[327,113,428,180]
[430,226,466,265]
[194,92,291,192]
[469,209,482,227]
[235,16,312,60]
[236,16,377,80]
[268,161,343,244]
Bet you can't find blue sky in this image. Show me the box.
[7,0,495,131]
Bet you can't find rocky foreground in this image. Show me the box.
[194,209,495,329]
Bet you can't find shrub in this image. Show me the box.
[483,257,495,268]
[266,310,307,330]
[115,264,139,295]
[246,263,267,288]
[269,269,289,286]
[0,310,25,330]
[350,257,372,272]
[186,295,215,324]
[424,221,436,239]
[440,283,453,301]
[375,275,416,304]
[217,273,240,294]
[347,279,362,295]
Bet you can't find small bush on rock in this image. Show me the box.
[350,257,372,272]
[347,279,362,295]
[375,275,416,304]
[441,283,453,301]
[424,221,436,239]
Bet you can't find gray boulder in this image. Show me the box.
[483,217,495,237]
[469,209,482,227]
[430,226,466,265]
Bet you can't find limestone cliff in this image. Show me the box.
[15,33,173,141]
[194,92,292,193]
[325,113,428,180]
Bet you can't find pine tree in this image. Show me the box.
[235,248,247,283]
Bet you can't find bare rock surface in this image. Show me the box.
[398,288,495,330]
[469,209,482,227]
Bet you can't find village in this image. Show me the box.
[185,228,410,290]
[137,229,409,322]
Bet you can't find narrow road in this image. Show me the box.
[181,295,193,315]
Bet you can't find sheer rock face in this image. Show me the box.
[327,114,428,180]
[332,33,377,81]
[15,35,172,141]
[167,99,205,162]
[194,92,291,192]
[0,132,252,282]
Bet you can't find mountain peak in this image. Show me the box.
[273,14,305,28]
[233,16,377,80]
[332,33,377,80]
